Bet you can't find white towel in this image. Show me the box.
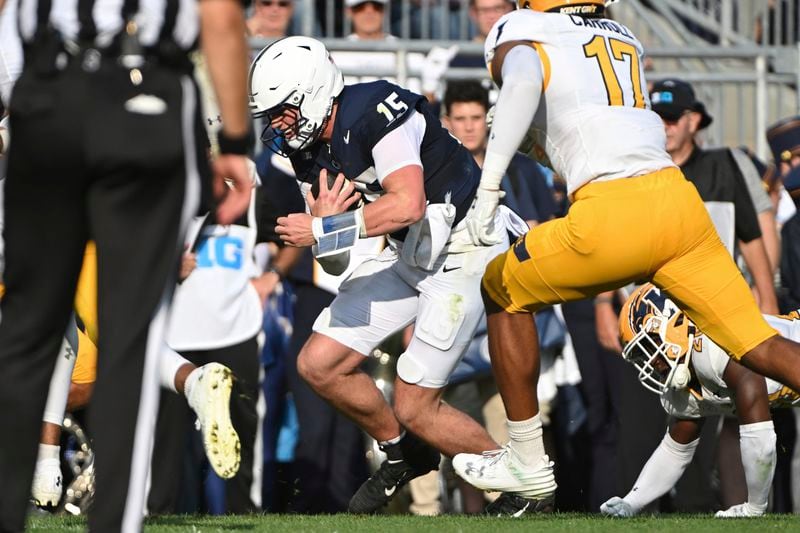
[400,202,456,270]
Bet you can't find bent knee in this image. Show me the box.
[296,336,361,388]
[296,348,327,387]
[393,399,431,434]
[393,386,440,433]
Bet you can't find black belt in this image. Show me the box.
[25,28,192,78]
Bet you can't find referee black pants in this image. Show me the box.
[0,53,203,533]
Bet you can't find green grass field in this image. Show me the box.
[26,513,800,532]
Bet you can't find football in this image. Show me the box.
[310,172,360,211]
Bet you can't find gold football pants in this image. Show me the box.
[483,167,776,359]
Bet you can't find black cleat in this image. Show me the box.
[485,492,554,517]
[348,433,440,514]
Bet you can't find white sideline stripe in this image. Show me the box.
[121,75,201,533]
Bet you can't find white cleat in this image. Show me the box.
[187,363,241,479]
[31,458,63,508]
[715,503,766,518]
[452,447,556,499]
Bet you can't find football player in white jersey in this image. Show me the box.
[601,283,800,518]
[454,0,800,515]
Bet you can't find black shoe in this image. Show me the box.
[348,435,440,514]
[485,492,554,517]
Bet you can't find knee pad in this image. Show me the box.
[397,352,426,385]
[416,294,467,352]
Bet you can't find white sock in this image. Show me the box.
[183,366,202,406]
[507,414,545,466]
[160,345,191,393]
[740,420,776,511]
[38,443,60,462]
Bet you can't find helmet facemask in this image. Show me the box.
[619,283,697,396]
[254,93,332,158]
[622,313,696,395]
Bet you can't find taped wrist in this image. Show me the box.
[478,163,505,192]
[311,206,366,257]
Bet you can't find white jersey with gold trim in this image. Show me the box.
[661,312,800,419]
[484,10,675,194]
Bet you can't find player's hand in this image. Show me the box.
[600,497,635,517]
[213,153,254,225]
[422,45,458,95]
[595,298,622,352]
[308,169,360,217]
[179,252,197,282]
[251,271,280,308]
[466,186,505,246]
[276,213,315,247]
[715,503,765,518]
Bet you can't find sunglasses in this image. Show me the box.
[259,0,291,7]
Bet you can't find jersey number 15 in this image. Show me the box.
[583,35,646,109]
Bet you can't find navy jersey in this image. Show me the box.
[290,81,480,240]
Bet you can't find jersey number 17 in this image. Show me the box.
[583,35,646,109]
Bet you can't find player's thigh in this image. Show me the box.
[483,198,654,313]
[400,246,501,388]
[483,168,714,314]
[71,326,98,385]
[73,241,98,345]
[313,252,419,357]
[653,230,776,360]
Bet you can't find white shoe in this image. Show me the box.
[32,458,63,507]
[187,363,241,479]
[452,447,556,499]
[715,502,766,518]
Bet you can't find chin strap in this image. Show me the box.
[670,329,695,390]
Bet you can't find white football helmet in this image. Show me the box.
[618,283,697,395]
[248,36,344,155]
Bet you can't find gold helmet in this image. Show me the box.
[618,283,697,395]
[518,0,607,15]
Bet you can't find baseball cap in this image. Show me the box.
[767,115,800,164]
[650,79,713,130]
[346,0,387,7]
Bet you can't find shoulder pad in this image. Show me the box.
[341,81,425,151]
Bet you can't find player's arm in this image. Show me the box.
[468,41,543,245]
[739,237,779,314]
[360,167,425,237]
[199,0,253,225]
[0,114,8,157]
[601,418,702,517]
[276,115,426,248]
[729,152,779,314]
[718,359,775,517]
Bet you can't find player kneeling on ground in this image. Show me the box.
[601,283,798,518]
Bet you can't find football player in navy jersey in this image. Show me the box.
[249,36,525,513]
